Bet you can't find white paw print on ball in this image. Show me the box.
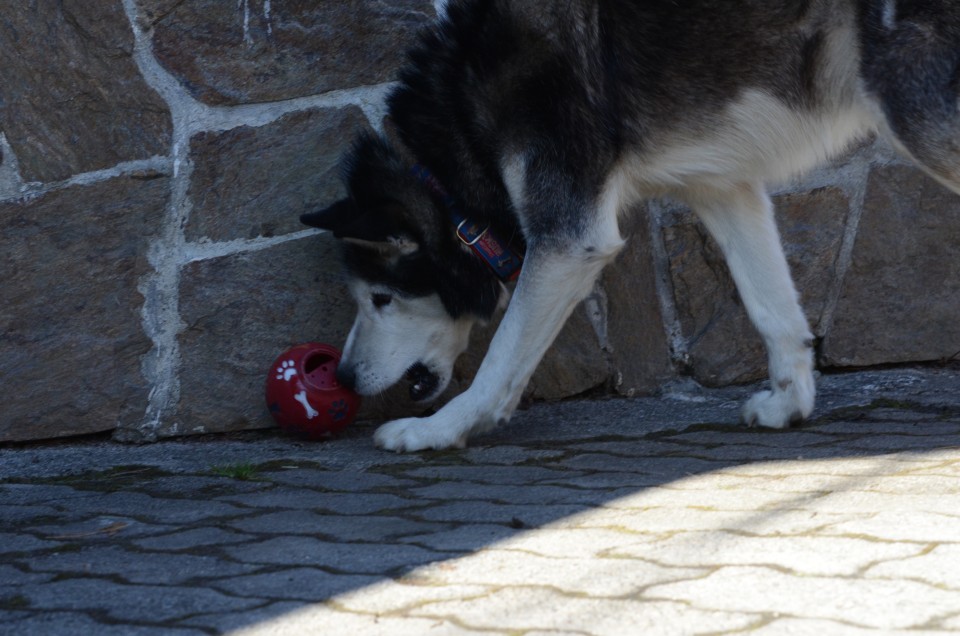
[275,360,297,381]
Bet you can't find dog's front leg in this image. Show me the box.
[374,234,623,452]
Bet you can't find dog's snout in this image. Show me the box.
[335,363,357,391]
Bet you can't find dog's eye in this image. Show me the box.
[371,293,392,308]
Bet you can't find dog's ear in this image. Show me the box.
[301,199,420,256]
[300,199,360,235]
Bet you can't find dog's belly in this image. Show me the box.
[628,89,877,194]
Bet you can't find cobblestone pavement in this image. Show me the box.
[2,367,960,635]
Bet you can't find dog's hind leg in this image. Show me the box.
[374,202,625,452]
[687,183,816,428]
[860,0,960,191]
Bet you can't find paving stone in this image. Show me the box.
[646,565,960,629]
[803,490,960,514]
[227,510,451,543]
[944,614,960,630]
[0,505,60,526]
[866,544,960,589]
[223,536,447,574]
[410,482,608,505]
[565,439,702,456]
[175,601,309,634]
[218,488,419,515]
[411,587,758,635]
[492,527,665,559]
[3,369,960,634]
[28,517,176,542]
[822,435,960,455]
[24,545,259,584]
[808,420,960,436]
[0,533,58,555]
[413,550,707,597]
[260,468,417,492]
[219,605,475,636]
[603,484,823,511]
[906,461,960,477]
[416,501,590,527]
[563,506,858,536]
[134,527,257,551]
[0,565,53,588]
[461,445,570,465]
[1,612,206,636]
[399,524,524,552]
[333,580,493,615]
[212,568,378,601]
[0,484,101,506]
[539,472,666,490]
[660,471,843,494]
[721,456,928,477]
[557,453,732,476]
[837,474,960,495]
[15,579,261,623]
[404,465,588,485]
[748,618,949,635]
[138,475,269,499]
[679,444,846,462]
[50,492,247,524]
[667,430,838,448]
[607,531,924,576]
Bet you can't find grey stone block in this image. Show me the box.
[140,0,434,104]
[175,236,355,435]
[0,177,169,441]
[186,107,371,242]
[823,165,960,366]
[664,187,848,385]
[0,1,171,181]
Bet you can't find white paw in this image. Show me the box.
[275,360,297,381]
[742,381,815,429]
[373,416,467,452]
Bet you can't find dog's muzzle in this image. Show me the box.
[405,362,440,402]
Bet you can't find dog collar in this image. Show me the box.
[411,164,523,281]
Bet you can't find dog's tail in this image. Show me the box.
[859,0,960,191]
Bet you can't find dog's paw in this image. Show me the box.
[741,385,814,429]
[373,416,467,453]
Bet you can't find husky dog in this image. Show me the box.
[302,0,960,452]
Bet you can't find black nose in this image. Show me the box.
[335,364,357,391]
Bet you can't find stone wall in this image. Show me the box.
[1,1,959,443]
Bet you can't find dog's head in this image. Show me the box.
[302,134,505,402]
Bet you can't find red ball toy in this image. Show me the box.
[265,343,361,439]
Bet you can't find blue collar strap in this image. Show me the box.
[411,164,524,281]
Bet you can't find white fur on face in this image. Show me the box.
[339,280,475,400]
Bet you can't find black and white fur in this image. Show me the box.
[302,0,960,452]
